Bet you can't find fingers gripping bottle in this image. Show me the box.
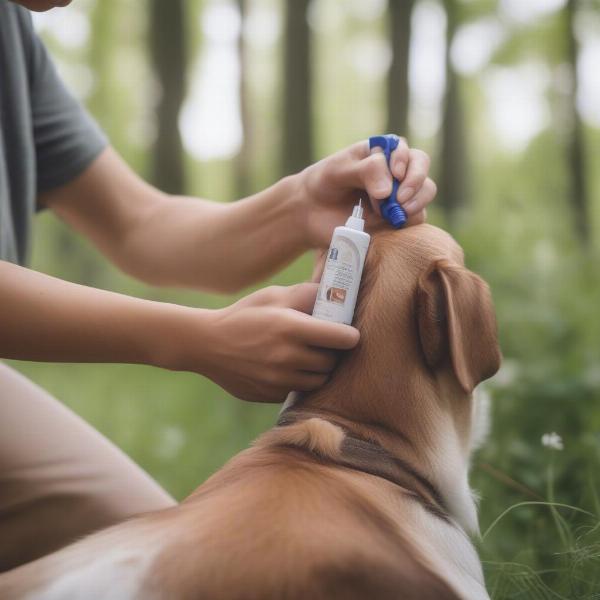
[312,202,371,325]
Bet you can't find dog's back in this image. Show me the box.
[142,430,465,599]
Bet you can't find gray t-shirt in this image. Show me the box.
[0,2,106,265]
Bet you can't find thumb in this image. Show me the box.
[285,282,318,314]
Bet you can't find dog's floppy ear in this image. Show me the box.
[416,258,501,393]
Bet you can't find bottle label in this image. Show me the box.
[312,234,365,325]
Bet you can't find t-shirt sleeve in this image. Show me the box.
[26,22,107,194]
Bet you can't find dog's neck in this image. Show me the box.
[276,407,452,522]
[279,369,479,534]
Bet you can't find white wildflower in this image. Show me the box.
[541,432,564,451]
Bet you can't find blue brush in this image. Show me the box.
[368,134,407,228]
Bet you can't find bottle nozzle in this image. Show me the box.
[345,199,365,231]
[352,199,364,220]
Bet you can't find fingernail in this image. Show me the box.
[398,187,414,203]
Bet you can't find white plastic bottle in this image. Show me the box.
[312,202,371,325]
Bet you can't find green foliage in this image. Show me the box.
[456,114,600,595]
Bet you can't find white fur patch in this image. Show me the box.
[470,386,491,453]
[428,422,479,535]
[24,532,164,600]
[415,508,490,600]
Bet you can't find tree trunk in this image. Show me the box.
[386,0,414,136]
[438,0,467,222]
[282,0,312,177]
[235,0,253,199]
[148,0,187,194]
[565,0,589,245]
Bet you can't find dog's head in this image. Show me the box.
[363,223,501,396]
[304,224,501,448]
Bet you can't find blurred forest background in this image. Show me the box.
[8,0,600,596]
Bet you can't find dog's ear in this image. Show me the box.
[416,259,501,393]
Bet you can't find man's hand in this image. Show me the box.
[299,138,437,248]
[164,283,359,403]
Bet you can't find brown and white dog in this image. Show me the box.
[0,224,501,600]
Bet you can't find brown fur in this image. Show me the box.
[0,224,501,599]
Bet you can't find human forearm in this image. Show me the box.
[0,260,192,366]
[43,149,307,294]
[117,174,307,293]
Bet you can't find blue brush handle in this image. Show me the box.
[368,134,407,228]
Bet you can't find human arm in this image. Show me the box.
[0,260,358,402]
[40,140,435,294]
[39,148,307,294]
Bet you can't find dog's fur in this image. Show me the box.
[0,224,501,599]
